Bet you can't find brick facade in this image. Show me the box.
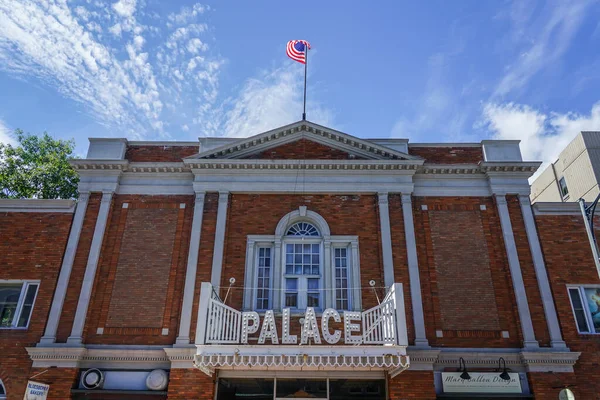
[0,212,72,400]
[1,131,595,399]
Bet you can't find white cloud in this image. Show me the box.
[112,0,137,18]
[482,102,600,164]
[0,118,15,146]
[186,38,207,54]
[181,124,189,132]
[218,64,333,138]
[494,0,591,97]
[168,3,208,26]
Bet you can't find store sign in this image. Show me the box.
[441,373,521,394]
[23,381,49,400]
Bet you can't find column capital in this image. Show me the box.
[100,190,115,202]
[194,191,206,202]
[218,191,230,202]
[495,194,508,205]
[78,191,91,202]
[518,194,532,206]
[401,193,412,205]
[378,192,389,204]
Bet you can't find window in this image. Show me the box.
[0,379,5,400]
[284,223,322,310]
[567,286,600,334]
[243,208,361,312]
[334,247,350,310]
[0,281,39,329]
[559,177,569,199]
[256,247,272,310]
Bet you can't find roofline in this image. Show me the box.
[128,141,199,146]
[408,143,481,148]
[0,199,76,213]
[532,202,582,216]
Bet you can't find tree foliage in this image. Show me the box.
[0,129,79,199]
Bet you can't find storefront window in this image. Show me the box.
[216,378,385,400]
[217,378,274,400]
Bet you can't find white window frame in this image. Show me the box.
[0,280,40,330]
[242,209,362,313]
[0,378,6,399]
[254,245,274,311]
[566,284,600,334]
[282,237,323,311]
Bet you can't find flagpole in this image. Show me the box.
[302,46,308,120]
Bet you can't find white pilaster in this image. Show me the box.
[324,238,333,308]
[401,194,429,348]
[272,240,282,310]
[495,195,539,349]
[175,192,206,346]
[39,192,90,345]
[519,195,567,349]
[378,192,395,288]
[210,191,229,287]
[67,190,114,345]
[195,282,213,344]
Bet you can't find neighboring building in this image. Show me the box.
[531,131,600,203]
[1,120,599,399]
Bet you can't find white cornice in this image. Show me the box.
[26,347,170,369]
[0,199,76,213]
[481,161,541,173]
[70,159,129,170]
[409,143,481,148]
[533,202,582,215]
[185,159,424,171]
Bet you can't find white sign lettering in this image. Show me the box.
[23,381,50,400]
[441,372,522,394]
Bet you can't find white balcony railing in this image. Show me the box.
[194,282,410,377]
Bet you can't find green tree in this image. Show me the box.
[0,129,79,199]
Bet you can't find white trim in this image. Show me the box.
[519,195,567,349]
[378,193,394,288]
[0,199,75,213]
[533,202,581,215]
[67,191,114,345]
[401,194,429,348]
[408,143,481,148]
[217,370,386,379]
[0,280,40,329]
[210,191,229,287]
[176,192,206,345]
[127,141,199,146]
[495,195,539,348]
[188,121,419,161]
[0,378,5,399]
[40,193,89,344]
[566,285,600,335]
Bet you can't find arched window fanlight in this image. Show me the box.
[0,379,6,399]
[286,222,320,237]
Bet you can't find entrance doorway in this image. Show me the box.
[216,378,386,400]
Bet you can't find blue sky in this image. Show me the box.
[0,0,600,163]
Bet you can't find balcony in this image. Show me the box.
[194,282,410,377]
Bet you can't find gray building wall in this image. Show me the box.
[531,131,600,203]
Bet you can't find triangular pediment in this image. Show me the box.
[187,121,419,161]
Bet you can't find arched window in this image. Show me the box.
[243,207,362,313]
[283,222,322,310]
[0,379,6,400]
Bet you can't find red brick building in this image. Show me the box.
[0,121,597,399]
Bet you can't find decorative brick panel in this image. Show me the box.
[125,145,198,162]
[247,138,365,160]
[409,146,483,164]
[0,211,72,400]
[83,195,193,345]
[106,207,179,328]
[429,209,500,331]
[414,197,522,347]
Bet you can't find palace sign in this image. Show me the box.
[205,299,398,345]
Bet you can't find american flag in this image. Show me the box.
[286,40,311,64]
